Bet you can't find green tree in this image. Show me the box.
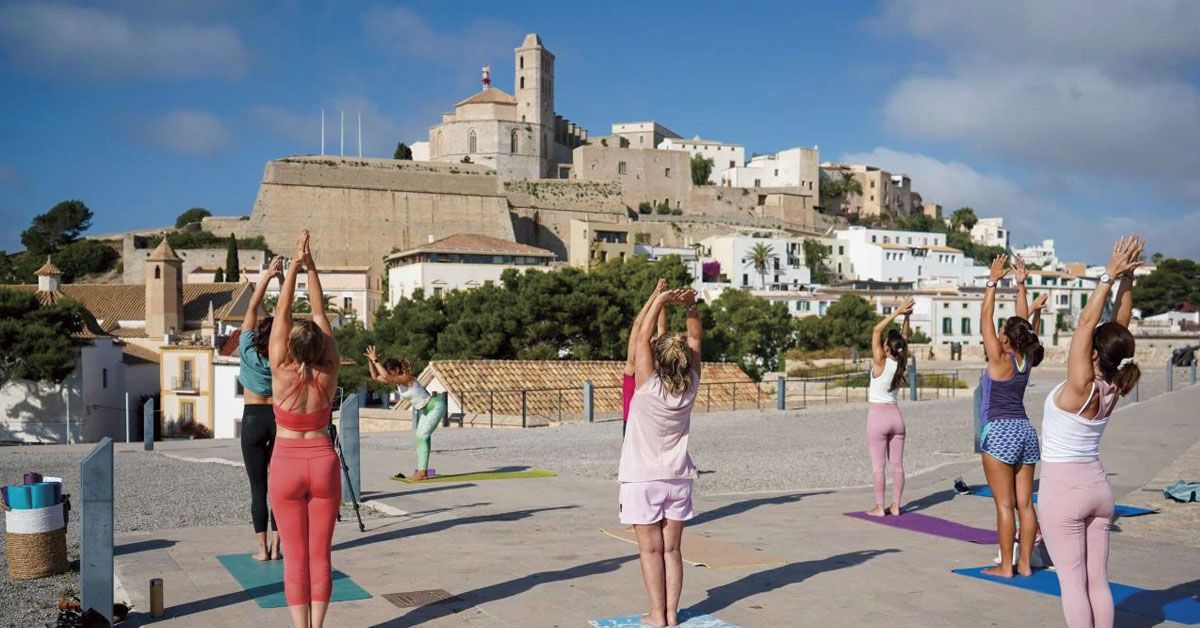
[224,234,240,282]
[950,206,978,232]
[0,288,87,384]
[174,207,212,228]
[821,294,881,350]
[1132,258,1200,316]
[793,314,826,351]
[743,243,777,288]
[0,252,15,284]
[393,141,413,160]
[51,240,118,282]
[690,154,714,185]
[1151,252,1165,264]
[909,329,931,344]
[802,239,832,283]
[704,288,794,379]
[839,172,863,197]
[21,200,93,256]
[214,267,225,282]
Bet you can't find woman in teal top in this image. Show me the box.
[240,256,283,560]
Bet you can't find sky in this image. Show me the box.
[1,0,1197,263]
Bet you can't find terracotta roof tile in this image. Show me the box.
[34,257,62,276]
[122,343,161,364]
[456,87,517,107]
[388,234,555,260]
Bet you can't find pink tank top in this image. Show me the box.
[618,371,700,482]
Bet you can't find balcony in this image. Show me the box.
[171,376,200,394]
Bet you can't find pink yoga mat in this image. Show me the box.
[845,511,997,544]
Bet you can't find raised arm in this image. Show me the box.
[633,290,676,383]
[1029,293,1048,336]
[871,298,913,369]
[1012,257,1030,320]
[681,291,702,371]
[268,234,305,369]
[981,255,1009,367]
[364,346,383,381]
[626,279,666,373]
[1114,235,1142,328]
[901,307,911,340]
[1059,237,1142,407]
[243,256,283,331]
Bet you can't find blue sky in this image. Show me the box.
[2,0,1197,262]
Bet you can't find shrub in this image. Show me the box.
[656,204,672,215]
[638,202,652,214]
[670,208,683,216]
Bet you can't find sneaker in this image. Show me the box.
[954,477,972,495]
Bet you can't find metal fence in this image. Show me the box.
[774,366,973,410]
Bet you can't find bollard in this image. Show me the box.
[339,393,361,504]
[142,398,154,451]
[81,438,114,625]
[909,355,918,402]
[583,381,595,423]
[776,376,786,411]
[521,390,528,428]
[124,392,130,443]
[1166,357,1174,393]
[150,578,164,617]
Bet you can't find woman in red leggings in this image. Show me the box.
[268,230,341,628]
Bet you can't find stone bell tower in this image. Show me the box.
[145,237,183,339]
[515,33,554,177]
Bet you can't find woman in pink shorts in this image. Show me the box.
[618,287,702,628]
[622,279,667,436]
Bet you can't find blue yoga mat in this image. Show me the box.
[5,485,32,509]
[591,610,738,627]
[29,482,56,508]
[970,486,1157,517]
[953,567,1200,625]
[216,553,371,608]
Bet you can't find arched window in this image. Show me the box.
[519,56,524,69]
[519,76,525,89]
[510,129,518,154]
[468,130,477,154]
[154,266,161,279]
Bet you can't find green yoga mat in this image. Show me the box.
[216,553,371,608]
[391,469,556,483]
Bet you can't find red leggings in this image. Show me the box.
[268,437,341,605]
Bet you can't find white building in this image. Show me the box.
[658,137,745,183]
[834,227,981,285]
[1021,270,1100,336]
[700,233,812,291]
[719,147,820,195]
[212,264,382,329]
[970,217,1009,248]
[385,233,555,305]
[1014,239,1058,268]
[409,141,430,161]
[611,121,681,149]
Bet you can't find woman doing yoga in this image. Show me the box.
[864,297,914,517]
[268,230,341,628]
[1039,236,1143,628]
[239,255,284,561]
[364,346,447,480]
[979,254,1045,578]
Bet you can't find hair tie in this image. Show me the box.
[1118,357,1137,370]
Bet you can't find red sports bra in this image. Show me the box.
[273,373,333,431]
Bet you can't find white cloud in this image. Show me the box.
[248,97,414,158]
[0,2,248,81]
[839,147,1200,260]
[135,111,230,155]
[362,6,523,68]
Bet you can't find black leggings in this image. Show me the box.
[240,404,277,533]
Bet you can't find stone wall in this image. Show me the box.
[122,235,266,284]
[504,179,626,212]
[200,216,259,240]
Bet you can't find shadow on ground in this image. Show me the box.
[691,492,833,527]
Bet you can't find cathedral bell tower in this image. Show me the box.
[515,33,554,177]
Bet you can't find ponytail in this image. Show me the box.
[885,329,908,392]
[1003,317,1044,367]
[1094,322,1139,397]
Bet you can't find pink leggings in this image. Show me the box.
[1038,460,1114,628]
[269,437,341,605]
[867,403,905,506]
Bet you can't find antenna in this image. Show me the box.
[357,111,362,158]
[339,110,344,156]
[320,109,325,155]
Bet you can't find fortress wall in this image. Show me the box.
[503,180,626,213]
[265,157,502,197]
[200,216,259,240]
[510,205,630,260]
[121,236,266,283]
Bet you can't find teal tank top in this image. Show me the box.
[238,330,272,396]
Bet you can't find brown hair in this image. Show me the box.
[1002,316,1044,367]
[1093,322,1140,396]
[885,329,908,392]
[654,333,693,395]
[288,319,326,381]
[383,358,411,375]
[253,316,273,359]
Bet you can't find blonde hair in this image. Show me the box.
[654,333,692,395]
[288,320,325,381]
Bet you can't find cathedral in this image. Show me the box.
[428,34,587,180]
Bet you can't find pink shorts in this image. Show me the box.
[619,479,694,525]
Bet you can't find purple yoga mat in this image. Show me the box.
[845,511,997,544]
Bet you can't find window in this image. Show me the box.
[943,317,952,333]
[639,136,644,144]
[180,401,195,423]
[1058,294,1069,305]
[742,274,749,286]
[729,160,735,168]
[665,167,671,178]
[343,296,353,310]
[468,130,477,154]
[754,179,761,187]
[1039,320,1045,334]
[774,169,779,176]
[838,246,844,254]
[870,181,875,188]
[1081,293,1088,307]
[961,318,971,334]
[618,161,627,175]
[510,130,518,154]
[154,266,161,279]
[872,236,877,243]
[519,76,525,89]
[433,287,444,298]
[180,359,194,389]
[883,306,893,315]
[520,56,524,69]
[102,368,108,389]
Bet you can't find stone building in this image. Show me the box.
[428,34,587,180]
[572,144,692,212]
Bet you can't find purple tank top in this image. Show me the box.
[980,353,1032,421]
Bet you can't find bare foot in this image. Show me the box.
[666,609,679,626]
[982,565,1014,578]
[1016,561,1033,577]
[410,470,429,481]
[641,611,667,627]
[251,550,270,561]
[888,504,902,516]
[864,505,886,517]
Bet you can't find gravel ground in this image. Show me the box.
[0,450,252,628]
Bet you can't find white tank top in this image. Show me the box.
[868,358,899,404]
[397,379,432,411]
[1040,380,1116,462]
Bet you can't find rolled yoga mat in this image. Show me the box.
[22,472,42,485]
[6,486,32,510]
[216,553,371,608]
[953,567,1200,625]
[844,511,997,544]
[970,486,1157,517]
[29,483,56,508]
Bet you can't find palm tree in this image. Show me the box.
[950,206,978,232]
[839,172,863,197]
[744,243,777,289]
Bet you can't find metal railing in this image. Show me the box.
[169,376,198,391]
[772,366,970,411]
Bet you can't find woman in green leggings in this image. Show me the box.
[365,346,446,480]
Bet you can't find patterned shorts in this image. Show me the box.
[980,418,1040,465]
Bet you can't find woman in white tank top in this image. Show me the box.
[1038,235,1143,628]
[863,297,913,517]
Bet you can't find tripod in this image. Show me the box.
[327,423,365,532]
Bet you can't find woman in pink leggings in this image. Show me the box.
[1039,235,1143,628]
[864,297,913,516]
[622,279,667,436]
[268,230,342,628]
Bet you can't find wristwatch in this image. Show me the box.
[1099,273,1113,285]
[985,280,997,288]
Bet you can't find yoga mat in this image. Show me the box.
[216,553,371,608]
[953,567,1200,625]
[29,482,56,508]
[601,528,786,570]
[591,609,739,627]
[23,472,42,485]
[970,486,1158,517]
[390,469,556,483]
[6,485,31,509]
[844,511,996,544]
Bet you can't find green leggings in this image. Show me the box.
[414,396,446,471]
